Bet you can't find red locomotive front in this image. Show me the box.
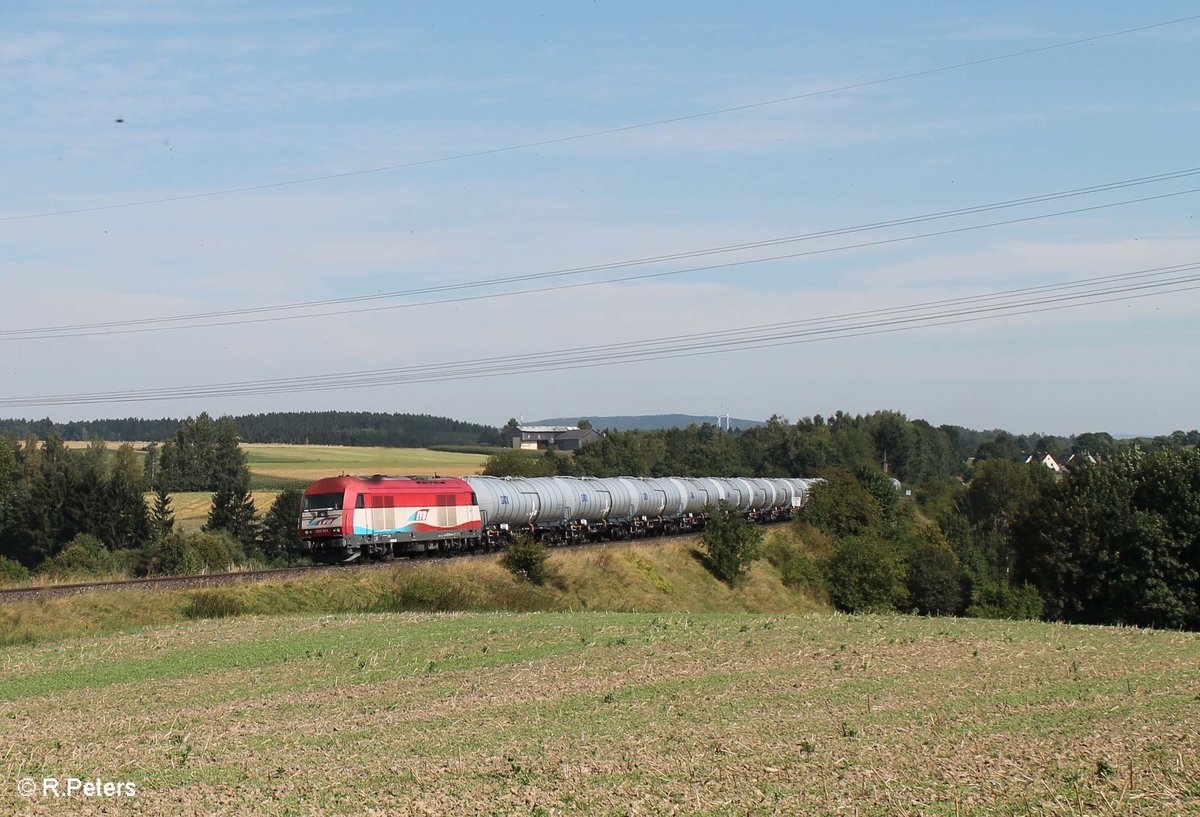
[299,475,483,562]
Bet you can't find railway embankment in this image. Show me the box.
[1,532,823,646]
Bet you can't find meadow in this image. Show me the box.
[1,609,1195,816]
[243,443,489,483]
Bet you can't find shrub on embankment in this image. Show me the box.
[0,533,824,645]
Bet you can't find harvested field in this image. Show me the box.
[1,612,1196,816]
[242,444,488,482]
[168,490,283,532]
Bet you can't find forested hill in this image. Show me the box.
[0,412,503,448]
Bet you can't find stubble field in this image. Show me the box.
[1,611,1196,816]
[242,444,489,483]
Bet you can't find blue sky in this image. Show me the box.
[2,1,1198,435]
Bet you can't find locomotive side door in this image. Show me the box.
[355,493,371,535]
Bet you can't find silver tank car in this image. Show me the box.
[685,477,727,508]
[784,478,819,508]
[466,474,817,543]
[715,478,749,511]
[580,477,638,520]
[464,476,539,527]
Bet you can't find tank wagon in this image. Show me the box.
[300,474,820,563]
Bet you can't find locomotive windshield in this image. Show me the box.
[303,493,344,511]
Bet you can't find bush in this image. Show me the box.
[428,444,505,456]
[0,555,30,586]
[966,583,1044,621]
[43,534,121,580]
[825,534,908,613]
[802,470,882,538]
[145,531,235,576]
[392,571,486,611]
[906,540,964,616]
[763,535,822,592]
[183,589,248,619]
[483,449,558,477]
[700,504,764,584]
[501,535,549,585]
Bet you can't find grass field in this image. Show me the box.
[1,611,1196,816]
[243,444,489,482]
[169,490,283,531]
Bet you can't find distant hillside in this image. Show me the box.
[534,414,765,432]
[0,412,503,448]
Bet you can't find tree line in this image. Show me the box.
[485,412,1199,484]
[798,448,1200,630]
[0,411,504,448]
[0,414,305,583]
[482,412,1200,630]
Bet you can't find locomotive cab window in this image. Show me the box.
[303,493,343,511]
[355,494,365,509]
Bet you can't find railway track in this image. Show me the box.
[0,531,713,602]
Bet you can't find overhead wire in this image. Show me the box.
[2,14,1197,223]
[3,260,1196,408]
[4,172,1198,341]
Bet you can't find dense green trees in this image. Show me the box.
[1014,449,1200,629]
[202,416,259,550]
[0,434,151,568]
[825,534,909,613]
[800,469,960,615]
[0,416,308,580]
[508,410,1176,485]
[157,412,252,492]
[0,411,502,448]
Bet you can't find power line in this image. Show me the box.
[5,172,1198,341]
[4,261,1195,408]
[3,14,1196,224]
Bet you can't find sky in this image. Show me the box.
[2,1,1198,436]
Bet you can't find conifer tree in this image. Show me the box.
[150,486,175,540]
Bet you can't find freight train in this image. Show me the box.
[299,474,820,562]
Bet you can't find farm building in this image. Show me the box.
[512,425,603,451]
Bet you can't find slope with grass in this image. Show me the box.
[1,610,1195,816]
[0,535,820,644]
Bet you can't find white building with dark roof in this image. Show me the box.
[512,425,603,451]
